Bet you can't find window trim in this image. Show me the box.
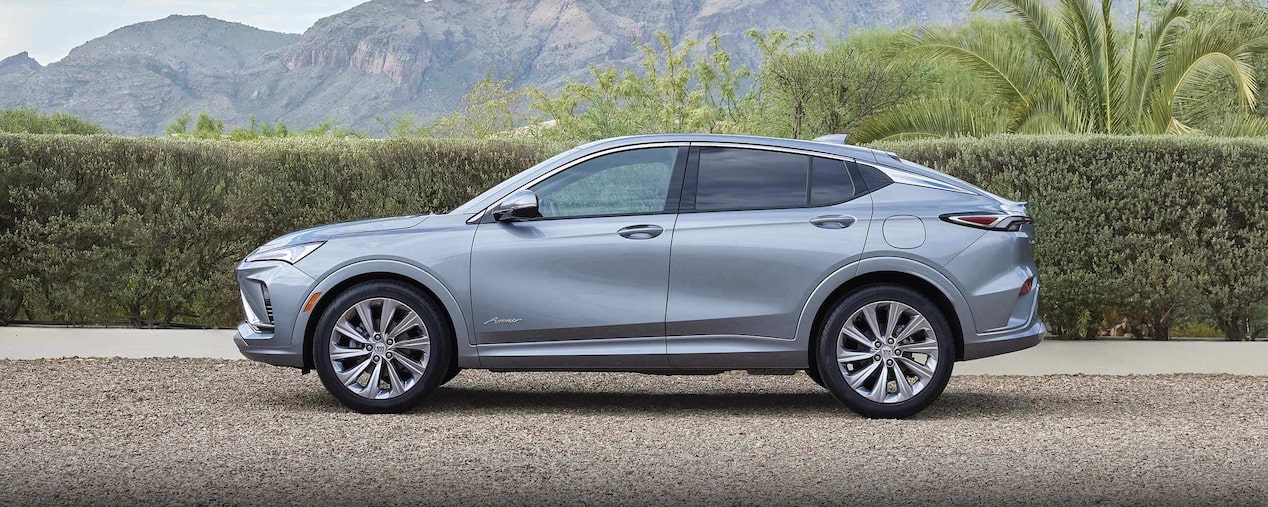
[680,143,867,214]
[470,143,689,223]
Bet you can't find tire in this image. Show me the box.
[313,281,454,414]
[804,367,825,389]
[441,366,461,385]
[816,284,955,419]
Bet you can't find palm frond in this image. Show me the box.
[1127,0,1189,122]
[971,0,1075,82]
[850,97,1010,142]
[1147,10,1268,132]
[899,26,1047,107]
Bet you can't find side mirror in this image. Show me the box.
[490,189,541,222]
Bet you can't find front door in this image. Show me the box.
[470,145,687,368]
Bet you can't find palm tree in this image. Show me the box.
[855,0,1268,141]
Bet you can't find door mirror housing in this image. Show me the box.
[491,189,541,222]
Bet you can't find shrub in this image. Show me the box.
[875,135,1268,340]
[2,133,1266,341]
[0,135,548,327]
[0,109,108,135]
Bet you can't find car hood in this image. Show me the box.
[255,215,431,251]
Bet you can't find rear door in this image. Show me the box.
[665,145,873,366]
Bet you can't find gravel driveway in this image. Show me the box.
[1,358,1264,506]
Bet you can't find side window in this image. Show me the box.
[810,157,856,206]
[530,147,679,218]
[695,147,808,211]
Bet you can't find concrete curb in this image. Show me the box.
[1,327,1265,375]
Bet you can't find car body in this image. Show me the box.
[235,134,1044,417]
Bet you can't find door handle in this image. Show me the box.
[810,215,856,229]
[617,224,664,239]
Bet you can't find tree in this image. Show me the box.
[858,0,1268,141]
[748,30,943,139]
[429,74,536,138]
[532,32,753,142]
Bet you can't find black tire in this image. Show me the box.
[816,284,955,419]
[313,281,454,414]
[804,367,825,389]
[441,366,461,385]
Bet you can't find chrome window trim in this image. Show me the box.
[689,142,856,163]
[870,164,976,195]
[467,142,689,224]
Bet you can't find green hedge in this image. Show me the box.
[0,135,548,327]
[876,136,1268,340]
[2,134,1265,340]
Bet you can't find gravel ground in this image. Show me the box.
[1,359,1264,506]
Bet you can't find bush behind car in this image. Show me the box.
[1,133,1265,339]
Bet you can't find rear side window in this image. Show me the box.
[695,148,806,211]
[692,147,858,211]
[810,157,855,206]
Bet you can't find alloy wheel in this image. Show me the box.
[835,300,940,404]
[327,297,431,399]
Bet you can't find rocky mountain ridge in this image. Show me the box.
[0,0,969,135]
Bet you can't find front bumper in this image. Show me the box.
[233,260,316,369]
[961,319,1046,361]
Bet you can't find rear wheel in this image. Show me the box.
[313,281,453,414]
[816,285,954,418]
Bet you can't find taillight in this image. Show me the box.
[941,213,1033,231]
[1019,276,1034,296]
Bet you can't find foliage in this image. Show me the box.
[876,135,1268,340]
[746,30,945,139]
[430,75,537,138]
[166,111,361,140]
[863,0,1268,141]
[2,134,1266,340]
[0,108,108,135]
[0,134,548,326]
[530,32,753,142]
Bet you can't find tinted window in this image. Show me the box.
[695,148,808,211]
[530,147,678,218]
[810,157,855,206]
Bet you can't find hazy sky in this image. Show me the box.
[0,0,372,64]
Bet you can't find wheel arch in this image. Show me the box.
[798,258,972,370]
[295,260,474,370]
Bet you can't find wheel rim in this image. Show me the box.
[328,297,430,400]
[835,301,939,404]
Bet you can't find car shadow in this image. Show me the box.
[266,382,1074,420]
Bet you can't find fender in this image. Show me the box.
[292,259,479,369]
[793,256,977,354]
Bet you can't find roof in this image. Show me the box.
[579,134,886,163]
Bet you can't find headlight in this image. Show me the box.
[246,242,324,264]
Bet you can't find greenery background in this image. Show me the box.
[2,0,1268,340]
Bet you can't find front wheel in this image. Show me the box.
[816,285,954,419]
[313,281,453,414]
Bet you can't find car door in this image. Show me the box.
[470,145,687,368]
[666,145,873,367]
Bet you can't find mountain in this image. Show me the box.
[0,1,969,135]
[0,15,299,134]
[0,52,41,75]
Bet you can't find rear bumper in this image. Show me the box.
[234,322,305,368]
[961,319,1045,361]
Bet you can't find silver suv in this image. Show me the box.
[235,134,1044,418]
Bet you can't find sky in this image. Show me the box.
[0,0,373,64]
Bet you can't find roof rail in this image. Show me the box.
[812,133,849,145]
